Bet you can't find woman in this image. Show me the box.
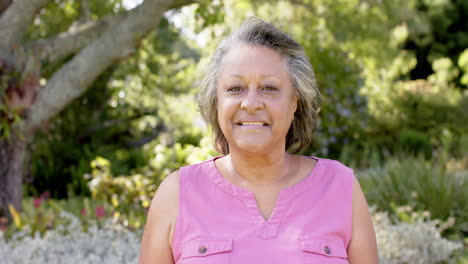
[139,17,378,264]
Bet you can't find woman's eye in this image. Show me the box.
[227,86,242,92]
[263,85,278,91]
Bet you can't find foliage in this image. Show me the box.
[0,104,21,141]
[460,49,468,86]
[359,156,468,237]
[86,136,216,222]
[365,80,468,160]
[2,196,117,240]
[81,92,215,217]
[1,212,140,264]
[372,207,464,264]
[193,0,225,31]
[354,0,468,162]
[27,68,117,198]
[87,156,154,225]
[401,0,468,88]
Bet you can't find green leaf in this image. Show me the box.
[8,204,22,229]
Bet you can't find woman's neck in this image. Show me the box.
[224,150,297,186]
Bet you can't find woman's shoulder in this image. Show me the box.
[310,156,354,174]
[150,170,180,215]
[159,170,180,193]
[145,170,181,231]
[178,156,220,178]
[139,170,180,261]
[180,157,219,169]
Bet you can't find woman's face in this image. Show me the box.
[216,44,297,154]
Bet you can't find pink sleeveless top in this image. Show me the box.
[171,156,354,264]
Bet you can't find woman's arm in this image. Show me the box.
[347,176,379,264]
[139,171,179,264]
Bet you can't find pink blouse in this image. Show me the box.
[171,156,354,264]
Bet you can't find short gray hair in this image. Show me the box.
[197,17,321,155]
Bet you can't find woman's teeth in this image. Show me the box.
[240,122,264,126]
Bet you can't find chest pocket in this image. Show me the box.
[301,239,349,264]
[180,238,232,264]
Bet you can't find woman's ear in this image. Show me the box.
[292,95,298,114]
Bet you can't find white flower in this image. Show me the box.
[0,213,141,264]
[372,209,463,264]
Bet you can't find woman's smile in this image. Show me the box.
[235,119,270,129]
[237,122,267,126]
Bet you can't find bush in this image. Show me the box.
[2,196,119,239]
[373,207,463,264]
[364,80,468,160]
[86,138,217,226]
[359,156,467,237]
[0,212,140,264]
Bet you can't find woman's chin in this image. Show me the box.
[231,140,275,154]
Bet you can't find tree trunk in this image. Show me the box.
[0,133,27,217]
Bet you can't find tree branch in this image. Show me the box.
[0,0,12,15]
[0,0,51,48]
[23,0,196,133]
[24,12,128,63]
[25,0,196,63]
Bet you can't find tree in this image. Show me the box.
[0,0,196,215]
[28,17,201,198]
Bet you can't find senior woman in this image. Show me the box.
[139,17,378,264]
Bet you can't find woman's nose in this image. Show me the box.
[240,89,264,112]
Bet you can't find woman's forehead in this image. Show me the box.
[223,73,281,82]
[219,45,289,79]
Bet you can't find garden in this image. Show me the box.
[1,0,467,263]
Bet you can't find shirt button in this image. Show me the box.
[198,246,207,254]
[324,245,331,255]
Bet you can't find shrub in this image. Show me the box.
[86,138,217,226]
[2,197,117,239]
[365,80,468,160]
[373,207,463,264]
[359,156,467,237]
[372,208,463,264]
[87,156,154,226]
[0,212,140,264]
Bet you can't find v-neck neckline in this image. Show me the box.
[207,156,325,239]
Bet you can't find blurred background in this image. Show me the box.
[0,0,467,263]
